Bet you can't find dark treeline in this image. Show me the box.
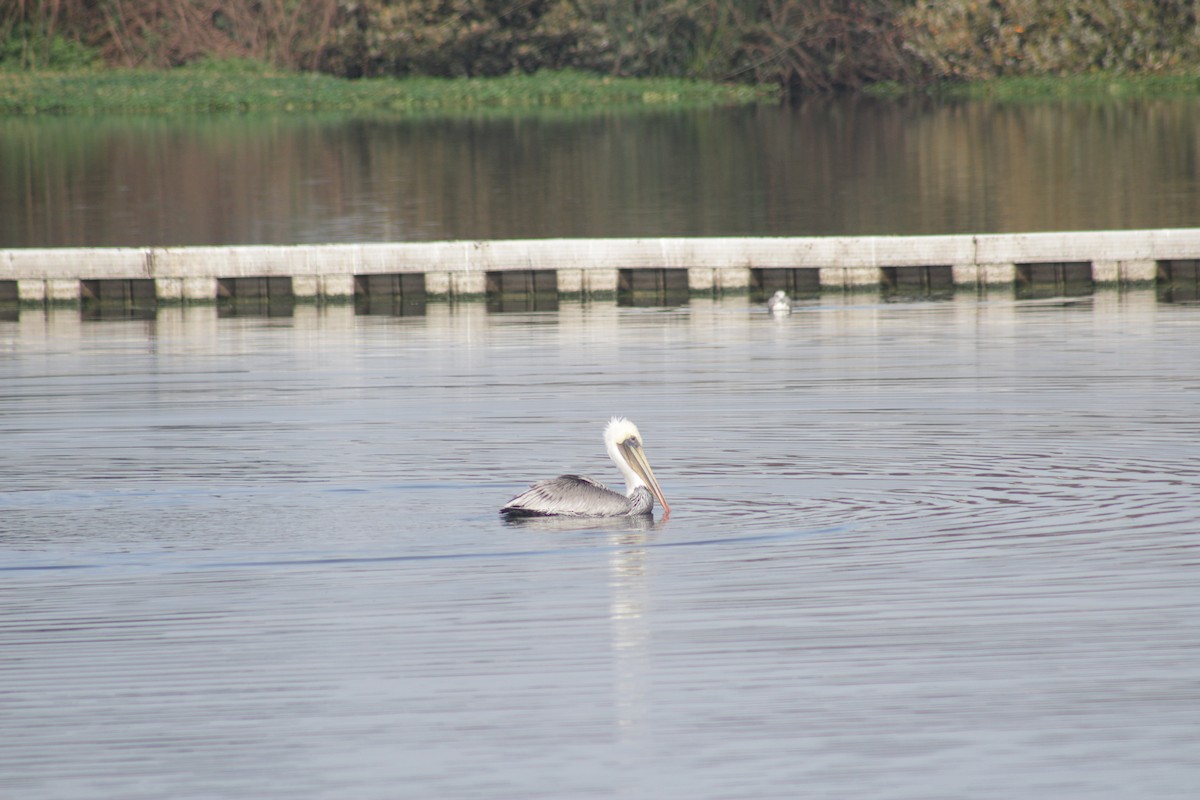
[4,1,1199,94]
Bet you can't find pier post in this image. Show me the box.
[183,277,217,302]
[320,274,355,300]
[687,268,715,292]
[980,263,1017,285]
[583,269,618,295]
[292,275,320,300]
[716,267,751,292]
[819,267,883,290]
[46,279,80,304]
[425,272,451,299]
[1093,259,1156,285]
[952,264,981,288]
[1121,260,1157,284]
[156,278,183,302]
[17,280,46,305]
[556,269,583,296]
[451,271,486,298]
[952,263,1018,289]
[1093,261,1119,285]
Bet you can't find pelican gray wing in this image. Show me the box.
[501,474,644,518]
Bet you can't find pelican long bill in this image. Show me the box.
[617,437,670,518]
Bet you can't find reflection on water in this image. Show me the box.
[1158,260,1200,304]
[3,97,1200,247]
[502,513,660,534]
[2,293,1198,799]
[609,532,650,736]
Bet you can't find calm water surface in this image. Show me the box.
[3,97,1200,247]
[2,293,1198,798]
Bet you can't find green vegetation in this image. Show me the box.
[899,1,1200,82]
[0,0,917,95]
[0,27,99,71]
[866,73,1200,101]
[3,1,1200,108]
[0,62,775,115]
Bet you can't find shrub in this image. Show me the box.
[901,0,1200,81]
[0,25,100,70]
[322,0,916,92]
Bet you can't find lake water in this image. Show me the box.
[2,292,1198,798]
[3,96,1200,246]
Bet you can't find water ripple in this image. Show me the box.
[3,298,1199,800]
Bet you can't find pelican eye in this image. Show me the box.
[624,437,641,450]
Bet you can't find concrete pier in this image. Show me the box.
[1,229,1195,307]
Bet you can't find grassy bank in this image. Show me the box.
[867,73,1200,101]
[0,62,777,115]
[5,60,1196,117]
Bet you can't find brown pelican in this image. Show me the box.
[767,290,792,314]
[501,417,671,519]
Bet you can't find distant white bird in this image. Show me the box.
[501,417,670,519]
[767,290,792,314]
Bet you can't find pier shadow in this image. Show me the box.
[0,280,17,321]
[81,279,157,321]
[618,268,690,307]
[1015,262,1094,300]
[217,277,295,318]
[1156,259,1199,304]
[486,271,559,312]
[752,268,821,302]
[354,274,426,316]
[881,265,956,302]
[486,294,559,313]
[355,296,428,316]
[217,297,296,318]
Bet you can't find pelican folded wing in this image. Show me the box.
[501,475,636,518]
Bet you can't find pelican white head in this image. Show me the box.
[604,417,670,517]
